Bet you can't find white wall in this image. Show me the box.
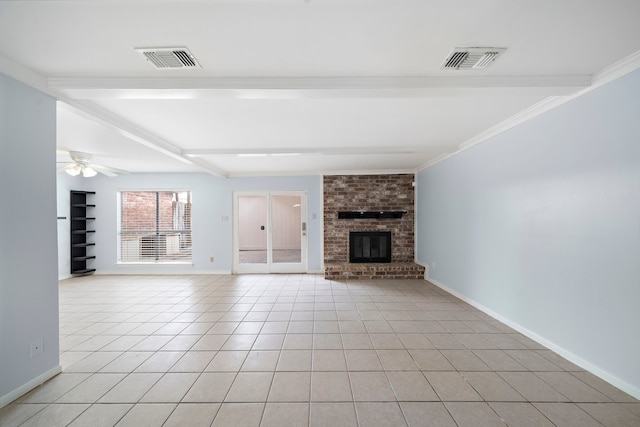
[67,173,322,273]
[0,74,60,405]
[416,69,640,397]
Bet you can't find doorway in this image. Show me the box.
[233,191,307,273]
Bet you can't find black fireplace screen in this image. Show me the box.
[349,231,391,263]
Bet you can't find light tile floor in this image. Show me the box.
[1,274,638,426]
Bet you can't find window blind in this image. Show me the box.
[117,191,192,263]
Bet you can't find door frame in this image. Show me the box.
[232,191,308,274]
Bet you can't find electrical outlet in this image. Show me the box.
[221,216,229,222]
[210,256,215,263]
[30,338,43,358]
[431,261,436,270]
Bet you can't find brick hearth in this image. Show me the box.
[323,174,425,280]
[324,262,425,280]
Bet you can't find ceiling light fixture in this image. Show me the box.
[64,163,97,177]
[60,151,123,177]
[82,166,98,177]
[65,164,81,176]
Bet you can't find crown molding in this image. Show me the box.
[592,49,640,88]
[0,54,52,96]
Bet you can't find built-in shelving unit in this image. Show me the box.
[70,191,96,275]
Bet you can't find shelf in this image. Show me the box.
[72,256,96,261]
[72,242,95,248]
[71,268,96,276]
[70,190,96,276]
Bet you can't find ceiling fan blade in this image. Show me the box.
[91,164,129,177]
[90,165,117,177]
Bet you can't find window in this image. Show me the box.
[117,191,192,263]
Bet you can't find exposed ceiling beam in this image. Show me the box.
[183,146,453,157]
[0,54,228,177]
[48,75,592,100]
[58,101,228,177]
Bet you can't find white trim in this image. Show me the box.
[319,177,325,273]
[0,54,52,96]
[592,49,640,88]
[232,191,308,274]
[413,177,419,267]
[416,49,640,173]
[426,277,640,400]
[0,365,62,409]
[58,274,73,281]
[95,269,232,275]
[116,262,194,266]
[115,187,194,192]
[96,270,323,275]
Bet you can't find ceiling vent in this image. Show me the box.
[135,47,201,69]
[441,47,507,70]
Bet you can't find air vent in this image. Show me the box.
[135,47,201,69]
[441,47,506,70]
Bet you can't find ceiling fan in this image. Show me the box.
[58,151,128,177]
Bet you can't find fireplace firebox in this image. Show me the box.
[349,231,391,263]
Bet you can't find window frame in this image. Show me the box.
[116,189,193,265]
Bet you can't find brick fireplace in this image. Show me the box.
[323,174,425,280]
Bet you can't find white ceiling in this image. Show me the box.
[2,0,640,177]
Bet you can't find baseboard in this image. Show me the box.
[94,270,322,276]
[94,269,232,275]
[426,277,640,400]
[58,274,73,281]
[0,365,62,409]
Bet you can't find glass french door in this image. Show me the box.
[233,191,307,273]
